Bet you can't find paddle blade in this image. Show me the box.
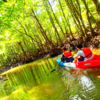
[50,69,56,73]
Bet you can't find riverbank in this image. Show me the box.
[0,32,100,74]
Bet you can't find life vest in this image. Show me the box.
[64,51,71,57]
[82,47,92,58]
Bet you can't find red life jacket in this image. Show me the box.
[64,51,71,57]
[82,47,92,58]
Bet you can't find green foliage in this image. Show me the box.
[0,0,99,66]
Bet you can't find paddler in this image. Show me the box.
[61,47,74,62]
[75,44,93,62]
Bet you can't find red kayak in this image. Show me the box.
[56,55,100,68]
[75,55,100,68]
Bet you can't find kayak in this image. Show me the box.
[56,55,100,69]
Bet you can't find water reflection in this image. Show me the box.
[1,57,100,99]
[80,75,95,89]
[59,67,100,100]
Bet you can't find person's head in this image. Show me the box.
[77,44,82,50]
[62,47,68,52]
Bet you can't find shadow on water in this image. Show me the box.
[0,54,100,99]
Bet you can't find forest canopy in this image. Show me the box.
[0,0,100,67]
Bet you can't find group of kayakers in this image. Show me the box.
[61,44,93,63]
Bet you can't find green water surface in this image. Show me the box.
[0,55,100,100]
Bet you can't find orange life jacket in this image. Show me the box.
[64,51,71,57]
[82,47,92,58]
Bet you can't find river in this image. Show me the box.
[0,49,100,100]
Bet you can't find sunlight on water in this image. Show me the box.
[0,49,100,99]
[80,75,94,89]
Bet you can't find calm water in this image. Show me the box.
[0,55,100,100]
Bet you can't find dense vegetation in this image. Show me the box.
[0,0,100,67]
[1,0,100,99]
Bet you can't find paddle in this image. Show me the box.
[50,63,59,73]
[50,57,68,73]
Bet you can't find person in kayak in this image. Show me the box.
[75,44,93,62]
[61,47,74,62]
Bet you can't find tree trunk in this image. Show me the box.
[47,0,65,37]
[65,0,85,37]
[18,42,28,59]
[31,9,54,47]
[15,19,39,53]
[43,0,62,44]
[34,35,45,51]
[71,0,87,35]
[67,17,75,40]
[82,0,94,36]
[93,0,100,28]
[58,0,71,39]
[93,0,100,15]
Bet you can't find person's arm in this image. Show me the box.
[60,53,64,62]
[62,53,64,57]
[74,56,78,63]
[74,51,80,62]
